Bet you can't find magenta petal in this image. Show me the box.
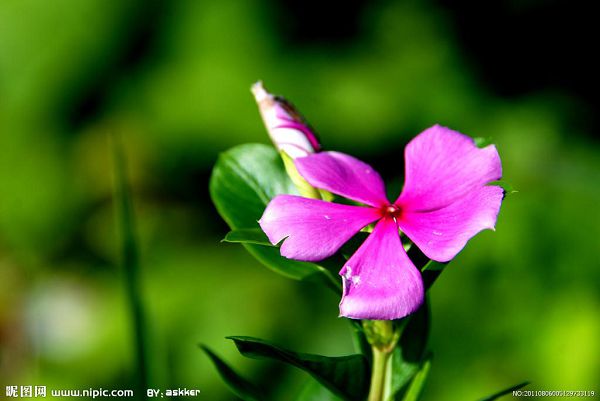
[252,82,321,158]
[259,195,382,262]
[295,152,390,207]
[339,217,424,320]
[398,185,504,262]
[396,125,502,211]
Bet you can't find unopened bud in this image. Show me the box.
[251,81,321,159]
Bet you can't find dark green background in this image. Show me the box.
[1,1,598,400]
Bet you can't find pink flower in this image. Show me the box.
[259,125,503,320]
[252,81,321,158]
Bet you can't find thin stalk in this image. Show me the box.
[363,319,404,401]
[112,133,148,400]
[368,346,392,401]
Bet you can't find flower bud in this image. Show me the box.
[251,81,321,158]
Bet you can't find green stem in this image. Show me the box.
[112,133,149,400]
[368,346,391,401]
[363,320,401,401]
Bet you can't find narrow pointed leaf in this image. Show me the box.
[295,379,344,401]
[111,134,149,397]
[398,354,432,401]
[200,345,264,401]
[390,302,430,399]
[421,260,446,272]
[223,229,272,246]
[478,381,530,401]
[228,336,369,401]
[405,245,447,291]
[421,260,447,291]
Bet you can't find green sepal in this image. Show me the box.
[319,189,335,202]
[362,320,401,353]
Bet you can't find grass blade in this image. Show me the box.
[478,381,530,401]
[111,133,149,399]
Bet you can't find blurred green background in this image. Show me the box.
[1,0,598,400]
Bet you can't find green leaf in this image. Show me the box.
[348,320,372,364]
[295,379,344,401]
[477,381,530,401]
[421,260,445,272]
[339,231,370,259]
[390,302,430,399]
[200,345,264,401]
[398,354,432,401]
[473,137,493,148]
[223,229,272,246]
[210,144,296,227]
[209,144,339,287]
[488,180,517,195]
[421,260,447,291]
[405,244,447,291]
[228,336,370,401]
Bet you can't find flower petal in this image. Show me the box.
[259,195,382,262]
[395,125,502,211]
[295,152,389,207]
[398,185,504,262]
[252,81,321,158]
[339,217,424,320]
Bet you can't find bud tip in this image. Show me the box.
[251,81,270,102]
